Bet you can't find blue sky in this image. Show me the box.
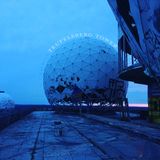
[0,0,147,104]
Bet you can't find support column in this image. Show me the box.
[148,82,160,123]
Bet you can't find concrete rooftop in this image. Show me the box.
[0,111,160,160]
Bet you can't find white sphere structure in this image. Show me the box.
[44,36,127,105]
[0,91,15,109]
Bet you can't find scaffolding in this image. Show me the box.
[108,79,129,120]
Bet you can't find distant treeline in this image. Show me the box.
[0,105,149,130]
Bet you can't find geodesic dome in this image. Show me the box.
[44,36,127,105]
[0,92,15,109]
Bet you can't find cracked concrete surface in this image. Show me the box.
[0,111,160,160]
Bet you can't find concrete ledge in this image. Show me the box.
[83,114,160,145]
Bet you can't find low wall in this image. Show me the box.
[0,105,34,130]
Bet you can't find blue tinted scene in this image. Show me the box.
[0,0,160,159]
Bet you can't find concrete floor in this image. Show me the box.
[0,111,160,160]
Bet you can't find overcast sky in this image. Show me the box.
[0,0,147,104]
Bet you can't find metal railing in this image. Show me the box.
[118,36,140,74]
